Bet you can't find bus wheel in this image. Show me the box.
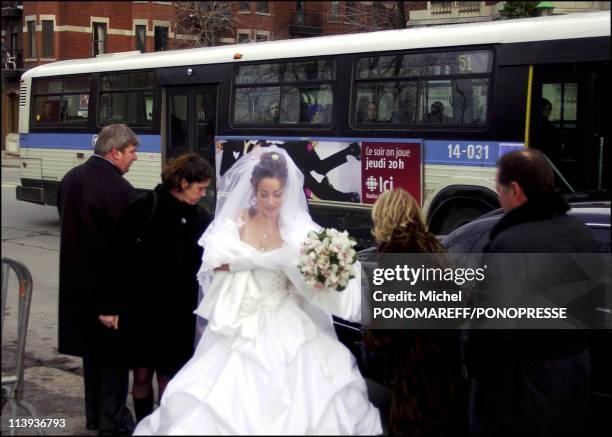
[435,204,490,235]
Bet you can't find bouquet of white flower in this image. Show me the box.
[298,228,358,291]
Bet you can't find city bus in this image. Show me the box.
[16,11,610,246]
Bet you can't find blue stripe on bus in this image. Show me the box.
[216,136,524,167]
[19,133,161,153]
[21,133,523,167]
[425,140,524,166]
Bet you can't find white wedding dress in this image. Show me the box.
[133,219,382,435]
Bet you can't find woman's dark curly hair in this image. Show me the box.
[250,151,288,191]
[162,153,213,191]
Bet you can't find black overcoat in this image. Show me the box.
[468,192,598,436]
[117,184,211,375]
[57,155,136,360]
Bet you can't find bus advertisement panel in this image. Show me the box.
[361,141,422,206]
[216,137,423,207]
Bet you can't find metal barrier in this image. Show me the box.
[1,257,43,436]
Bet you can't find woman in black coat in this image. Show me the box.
[365,188,467,436]
[116,154,213,422]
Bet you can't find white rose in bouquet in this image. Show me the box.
[298,228,357,291]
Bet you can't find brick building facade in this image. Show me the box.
[18,1,368,70]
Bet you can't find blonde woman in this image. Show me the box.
[367,188,467,436]
[371,188,445,254]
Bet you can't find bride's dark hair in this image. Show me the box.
[248,151,289,216]
[250,151,289,190]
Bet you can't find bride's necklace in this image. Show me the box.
[255,216,277,250]
[260,230,274,250]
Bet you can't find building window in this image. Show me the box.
[256,1,269,13]
[329,1,339,21]
[239,1,250,12]
[10,23,19,56]
[237,32,250,43]
[135,24,146,52]
[92,22,107,55]
[27,20,36,58]
[345,0,358,16]
[154,26,168,51]
[255,33,269,42]
[42,20,54,58]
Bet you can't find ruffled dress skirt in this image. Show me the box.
[133,269,382,435]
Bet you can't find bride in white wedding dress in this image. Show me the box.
[133,147,382,435]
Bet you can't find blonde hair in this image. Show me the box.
[371,189,444,252]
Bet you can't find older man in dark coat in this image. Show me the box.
[57,124,139,435]
[467,149,598,436]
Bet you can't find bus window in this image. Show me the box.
[234,86,281,123]
[283,60,334,81]
[300,86,332,124]
[354,50,491,126]
[196,92,215,151]
[32,76,90,125]
[127,91,154,123]
[355,81,417,123]
[542,82,578,126]
[34,97,60,124]
[235,63,280,84]
[98,71,155,126]
[169,94,188,150]
[418,78,488,124]
[233,59,335,125]
[99,93,126,123]
[420,80,454,123]
[62,93,89,121]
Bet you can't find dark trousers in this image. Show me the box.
[83,355,135,434]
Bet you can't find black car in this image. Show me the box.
[442,201,611,253]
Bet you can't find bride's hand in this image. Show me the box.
[214,264,230,272]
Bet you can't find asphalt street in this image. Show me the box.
[2,166,98,436]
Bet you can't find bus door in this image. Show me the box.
[166,85,217,212]
[531,63,609,192]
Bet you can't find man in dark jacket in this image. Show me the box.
[57,124,139,435]
[468,149,597,436]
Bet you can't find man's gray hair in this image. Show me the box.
[94,124,140,155]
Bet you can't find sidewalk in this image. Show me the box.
[2,150,21,168]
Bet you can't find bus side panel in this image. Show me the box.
[17,132,163,206]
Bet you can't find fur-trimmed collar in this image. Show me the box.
[489,192,569,241]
